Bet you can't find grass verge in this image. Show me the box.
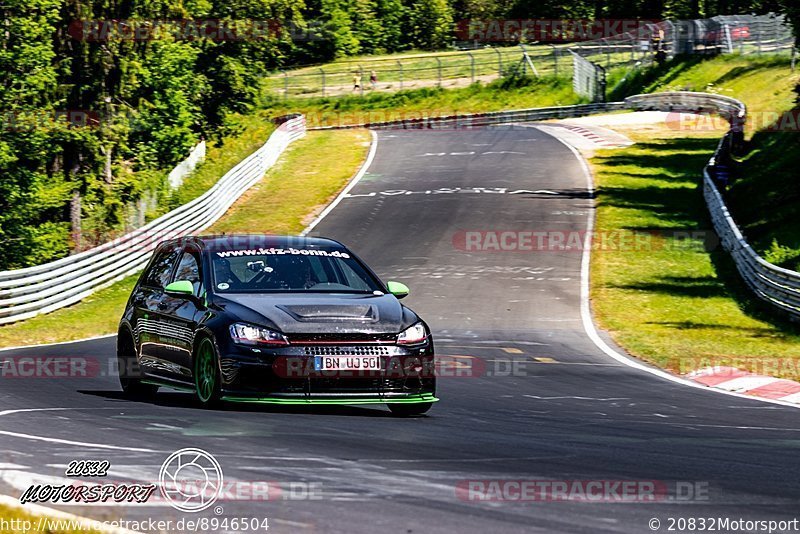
[262,45,564,97]
[209,129,370,234]
[610,54,800,263]
[610,54,798,116]
[165,113,277,210]
[0,129,371,349]
[589,126,800,379]
[260,75,583,127]
[0,504,101,533]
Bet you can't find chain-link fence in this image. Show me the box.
[571,52,607,103]
[263,45,572,99]
[265,13,794,102]
[569,13,794,101]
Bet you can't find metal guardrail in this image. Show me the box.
[3,92,797,324]
[309,102,628,131]
[625,92,746,122]
[168,140,207,189]
[626,91,800,320]
[314,91,800,320]
[0,115,306,325]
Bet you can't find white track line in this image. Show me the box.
[542,127,800,410]
[301,130,379,236]
[0,408,157,452]
[0,430,156,452]
[0,131,381,450]
[0,333,115,353]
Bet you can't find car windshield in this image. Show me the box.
[210,247,384,294]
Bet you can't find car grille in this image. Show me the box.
[285,333,398,344]
[300,345,391,356]
[310,377,413,393]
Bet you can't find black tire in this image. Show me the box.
[387,402,433,417]
[117,331,158,399]
[194,337,223,408]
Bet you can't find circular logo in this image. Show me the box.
[217,283,230,290]
[159,448,223,512]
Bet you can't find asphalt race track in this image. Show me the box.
[1,126,799,533]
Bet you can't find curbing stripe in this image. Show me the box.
[540,125,800,410]
[685,366,800,401]
[712,375,780,392]
[778,391,800,403]
[747,380,800,399]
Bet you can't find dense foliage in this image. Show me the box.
[0,0,796,269]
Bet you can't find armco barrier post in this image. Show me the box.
[623,91,800,321]
[467,52,475,83]
[397,60,403,90]
[602,38,611,68]
[550,46,558,77]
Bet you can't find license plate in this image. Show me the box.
[314,356,381,371]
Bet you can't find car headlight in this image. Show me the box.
[397,322,428,345]
[230,323,289,346]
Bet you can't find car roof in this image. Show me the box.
[157,234,347,252]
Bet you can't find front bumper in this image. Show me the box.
[217,340,436,404]
[222,392,439,405]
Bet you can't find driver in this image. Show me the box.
[281,257,317,289]
[214,259,243,290]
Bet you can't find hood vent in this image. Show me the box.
[277,304,379,323]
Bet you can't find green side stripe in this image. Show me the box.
[222,394,439,405]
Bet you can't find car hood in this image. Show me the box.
[215,293,416,334]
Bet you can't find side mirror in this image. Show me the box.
[165,280,195,297]
[386,281,409,299]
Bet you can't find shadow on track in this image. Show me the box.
[78,390,427,418]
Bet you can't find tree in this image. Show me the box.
[406,0,454,50]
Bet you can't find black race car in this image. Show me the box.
[117,235,437,416]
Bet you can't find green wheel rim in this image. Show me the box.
[196,339,216,402]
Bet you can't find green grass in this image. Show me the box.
[263,45,568,98]
[610,54,800,264]
[590,128,800,378]
[261,75,583,128]
[165,113,277,209]
[611,54,798,117]
[0,504,103,533]
[209,129,371,234]
[591,54,800,376]
[732,128,800,269]
[0,275,137,348]
[0,129,371,349]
